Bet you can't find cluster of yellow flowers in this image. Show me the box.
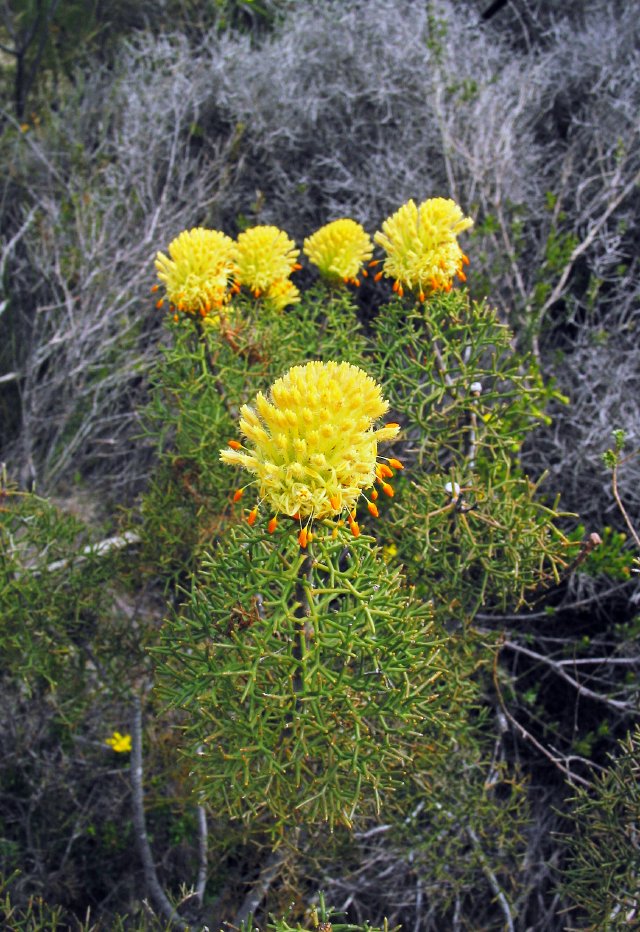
[153,224,302,322]
[155,197,473,542]
[153,197,473,324]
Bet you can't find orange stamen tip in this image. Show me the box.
[382,483,394,498]
[462,254,470,265]
[291,512,300,521]
[385,423,400,430]
[379,464,393,479]
[361,269,368,278]
[151,284,159,293]
[388,458,404,470]
[418,291,426,302]
[199,307,207,317]
[228,440,242,450]
[268,516,278,533]
[367,502,379,518]
[368,260,380,267]
[445,282,452,292]
[247,508,258,526]
[349,521,361,538]
[343,276,350,284]
[373,271,383,282]
[392,280,399,293]
[298,528,308,548]
[172,314,179,323]
[353,278,360,287]
[232,489,244,503]
[397,284,404,297]
[458,270,467,282]
[329,495,340,511]
[370,488,379,501]
[293,263,302,271]
[155,299,164,309]
[253,288,261,298]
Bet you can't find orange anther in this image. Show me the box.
[293,263,302,271]
[151,284,159,293]
[385,423,399,430]
[388,458,404,470]
[228,440,242,450]
[247,507,258,526]
[370,488,379,501]
[374,271,383,282]
[462,253,470,265]
[232,489,244,502]
[361,268,368,278]
[392,280,400,293]
[368,259,380,267]
[291,512,300,521]
[382,483,394,498]
[397,283,404,297]
[173,314,179,323]
[367,502,379,518]
[353,278,360,287]
[268,516,278,533]
[298,527,308,549]
[379,464,393,479]
[349,520,361,538]
[155,298,164,309]
[253,288,261,298]
[330,494,340,511]
[457,269,467,282]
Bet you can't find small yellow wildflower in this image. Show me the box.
[382,542,398,563]
[303,218,374,285]
[374,197,473,298]
[233,225,300,298]
[105,731,132,753]
[220,361,400,528]
[155,227,237,322]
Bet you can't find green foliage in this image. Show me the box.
[0,484,136,705]
[561,727,640,929]
[259,891,394,932]
[155,524,469,833]
[568,524,636,581]
[370,291,575,615]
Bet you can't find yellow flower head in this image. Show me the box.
[105,731,132,753]
[303,218,374,285]
[374,198,473,298]
[155,227,237,322]
[264,277,301,313]
[220,361,400,523]
[233,225,300,298]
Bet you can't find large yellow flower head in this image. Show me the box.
[221,361,401,538]
[374,197,473,299]
[233,225,300,299]
[303,218,374,285]
[155,227,237,321]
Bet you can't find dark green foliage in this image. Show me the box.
[371,291,575,616]
[156,524,470,832]
[561,727,640,929]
